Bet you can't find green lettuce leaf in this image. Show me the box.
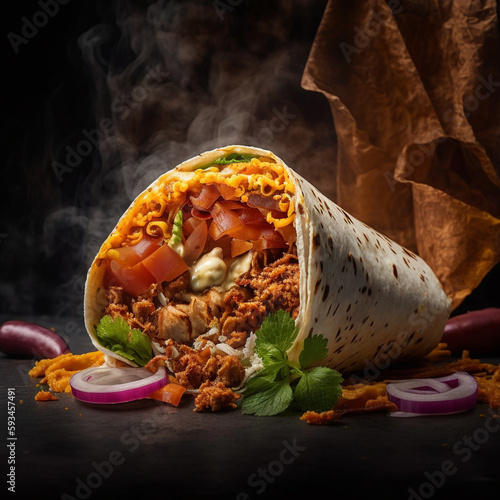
[95,315,152,367]
[197,153,258,170]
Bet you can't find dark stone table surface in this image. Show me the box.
[1,315,499,500]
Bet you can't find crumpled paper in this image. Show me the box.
[302,0,500,310]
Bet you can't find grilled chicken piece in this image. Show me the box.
[157,295,217,344]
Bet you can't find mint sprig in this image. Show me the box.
[95,315,152,367]
[241,310,343,416]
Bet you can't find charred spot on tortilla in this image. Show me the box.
[393,264,399,279]
[313,233,320,248]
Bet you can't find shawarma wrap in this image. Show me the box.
[84,145,451,387]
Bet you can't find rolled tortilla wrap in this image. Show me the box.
[84,145,451,375]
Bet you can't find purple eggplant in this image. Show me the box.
[0,320,71,359]
[441,308,500,355]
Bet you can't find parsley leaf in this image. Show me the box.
[241,381,293,416]
[240,311,343,416]
[294,367,343,413]
[255,309,297,353]
[95,315,152,367]
[299,334,328,369]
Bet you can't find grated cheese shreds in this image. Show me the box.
[29,351,105,394]
[34,390,59,402]
[301,347,500,424]
[98,158,296,258]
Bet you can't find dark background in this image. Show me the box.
[1,0,498,323]
[1,3,499,500]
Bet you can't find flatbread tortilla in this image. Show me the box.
[84,145,451,373]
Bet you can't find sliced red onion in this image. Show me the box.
[70,366,167,404]
[386,372,477,417]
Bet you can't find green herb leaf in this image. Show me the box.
[241,381,293,416]
[299,334,328,369]
[196,153,258,170]
[294,367,343,413]
[95,315,152,367]
[212,153,257,165]
[254,341,285,365]
[255,309,297,354]
[169,209,183,247]
[240,311,344,417]
[242,369,278,397]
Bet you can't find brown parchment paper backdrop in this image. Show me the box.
[302,0,500,310]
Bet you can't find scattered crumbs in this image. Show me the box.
[34,391,58,402]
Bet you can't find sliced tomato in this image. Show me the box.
[226,223,271,241]
[189,185,220,211]
[109,236,161,268]
[277,223,296,245]
[142,243,188,283]
[237,207,267,225]
[109,260,155,296]
[231,238,253,257]
[209,201,245,239]
[148,383,186,406]
[205,234,233,259]
[184,220,208,265]
[191,207,212,220]
[129,235,162,259]
[246,193,281,211]
[215,184,239,200]
[216,200,246,211]
[252,233,287,250]
[250,225,287,250]
[183,216,203,237]
[109,245,139,268]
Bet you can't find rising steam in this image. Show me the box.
[3,0,335,319]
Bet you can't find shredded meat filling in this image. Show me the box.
[220,249,300,347]
[104,247,299,351]
[103,245,299,412]
[194,382,241,412]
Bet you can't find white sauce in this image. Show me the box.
[216,251,253,292]
[189,247,227,292]
[189,248,253,293]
